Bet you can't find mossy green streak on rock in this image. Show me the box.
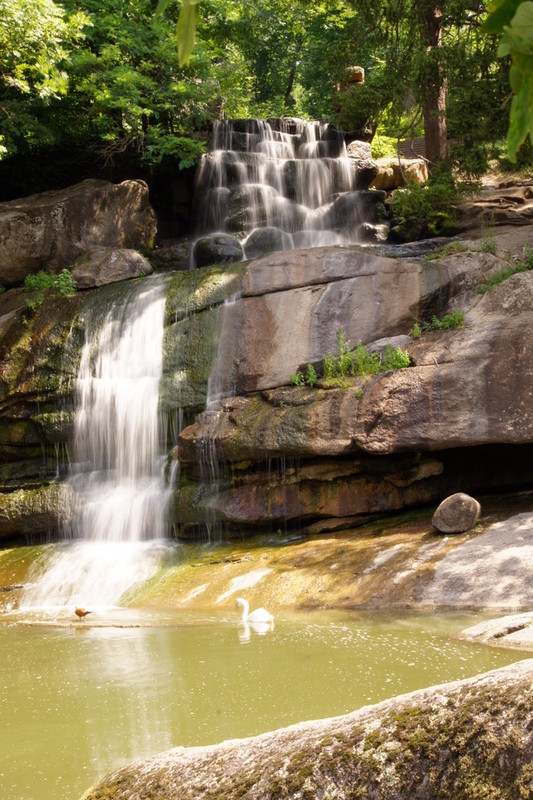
[161,263,245,422]
[164,262,244,325]
[161,305,222,416]
[80,660,533,800]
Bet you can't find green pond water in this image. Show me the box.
[0,607,529,800]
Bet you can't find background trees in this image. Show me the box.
[0,0,528,199]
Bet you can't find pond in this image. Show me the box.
[0,607,529,800]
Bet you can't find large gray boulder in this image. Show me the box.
[0,179,157,287]
[80,659,533,800]
[243,226,292,259]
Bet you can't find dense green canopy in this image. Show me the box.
[0,0,527,179]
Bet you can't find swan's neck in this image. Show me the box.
[238,599,249,621]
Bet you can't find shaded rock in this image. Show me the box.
[71,248,152,289]
[80,659,533,800]
[329,190,386,230]
[0,179,157,287]
[175,450,445,530]
[243,227,292,259]
[0,484,72,541]
[432,492,481,533]
[346,140,379,190]
[193,234,243,268]
[227,184,279,233]
[358,222,387,243]
[152,240,193,271]
[389,215,426,243]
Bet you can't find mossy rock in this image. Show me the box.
[80,659,533,800]
[0,483,72,540]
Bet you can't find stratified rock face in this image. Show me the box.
[175,245,533,534]
[80,659,533,800]
[432,492,481,533]
[0,179,157,286]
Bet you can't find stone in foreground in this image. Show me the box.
[432,492,481,533]
[80,659,533,800]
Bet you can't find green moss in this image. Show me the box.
[165,262,244,325]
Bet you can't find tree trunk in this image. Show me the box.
[284,38,303,110]
[420,3,447,167]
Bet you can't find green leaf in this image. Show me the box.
[511,0,533,34]
[484,0,523,33]
[177,0,200,67]
[507,72,533,157]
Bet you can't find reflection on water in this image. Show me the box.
[0,609,529,800]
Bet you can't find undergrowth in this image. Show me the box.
[290,328,411,389]
[476,245,533,294]
[24,269,76,310]
[410,310,465,337]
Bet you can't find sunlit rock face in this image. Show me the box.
[3,232,533,541]
[0,179,157,287]
[174,247,533,536]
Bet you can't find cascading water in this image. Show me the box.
[193,117,375,263]
[22,278,175,610]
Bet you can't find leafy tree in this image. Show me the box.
[0,0,88,157]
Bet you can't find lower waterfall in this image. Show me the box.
[22,278,175,609]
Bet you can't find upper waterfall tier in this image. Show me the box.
[192,118,382,263]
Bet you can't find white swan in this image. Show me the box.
[236,597,274,624]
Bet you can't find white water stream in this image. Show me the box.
[22,279,174,610]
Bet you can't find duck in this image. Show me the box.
[236,597,273,624]
[74,607,91,621]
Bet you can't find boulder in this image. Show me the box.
[372,158,429,190]
[80,659,533,800]
[243,227,292,260]
[0,179,157,287]
[328,190,386,230]
[193,234,243,268]
[71,248,152,289]
[432,492,481,533]
[0,484,73,542]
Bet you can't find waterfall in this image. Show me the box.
[193,117,367,262]
[22,278,174,610]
